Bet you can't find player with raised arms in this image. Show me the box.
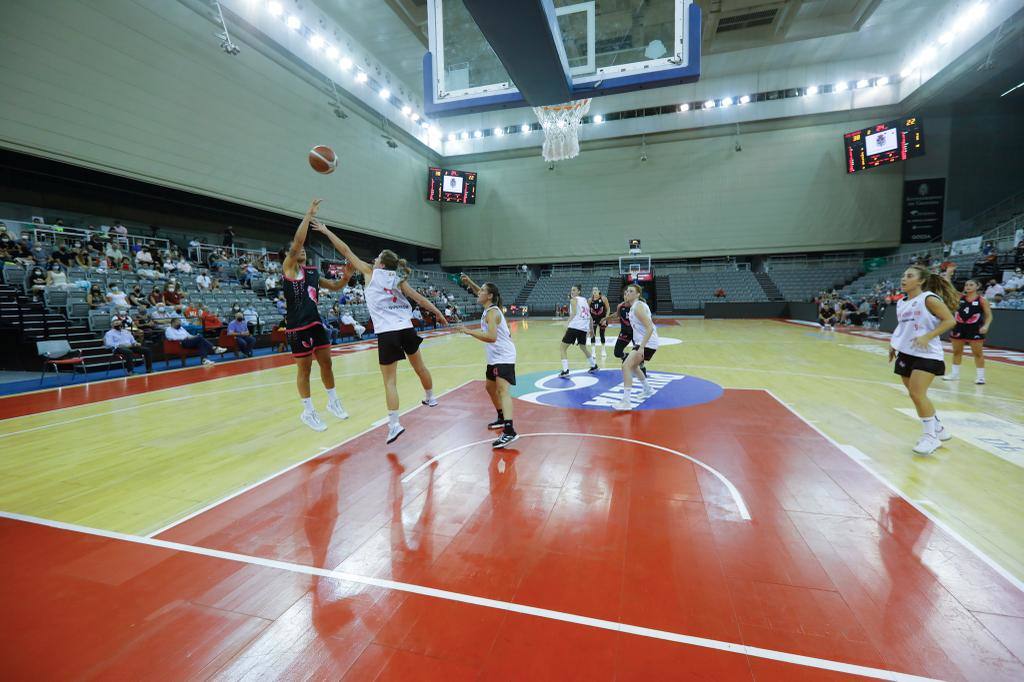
[588,286,610,357]
[283,198,352,432]
[459,274,519,448]
[558,284,598,378]
[312,222,447,444]
[614,283,657,411]
[889,264,958,455]
[943,278,993,385]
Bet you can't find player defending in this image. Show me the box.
[558,284,598,378]
[283,198,352,431]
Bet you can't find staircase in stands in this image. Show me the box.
[514,278,537,307]
[654,275,672,314]
[0,284,118,373]
[754,272,784,301]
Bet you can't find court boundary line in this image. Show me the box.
[762,389,1024,595]
[400,432,752,520]
[0,510,940,682]
[145,379,474,538]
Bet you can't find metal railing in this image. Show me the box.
[3,219,171,254]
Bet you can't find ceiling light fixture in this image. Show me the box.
[473,130,483,138]
[410,113,420,122]
[876,76,890,87]
[267,1,283,18]
[721,97,733,107]
[593,114,604,124]
[856,79,870,88]
[339,57,353,71]
[325,46,339,60]
[355,71,368,83]
[739,95,750,104]
[521,124,531,133]
[308,34,324,50]
[704,99,715,109]
[834,81,849,92]
[401,105,411,116]
[679,103,690,112]
[805,85,819,96]
[494,127,504,136]
[286,15,301,30]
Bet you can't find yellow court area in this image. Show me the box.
[1,318,1022,579]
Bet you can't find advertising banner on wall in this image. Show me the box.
[901,178,945,243]
[951,236,983,256]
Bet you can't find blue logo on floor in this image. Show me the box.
[511,370,723,411]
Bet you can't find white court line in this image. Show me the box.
[0,510,940,682]
[762,389,1024,594]
[401,432,752,521]
[146,379,474,538]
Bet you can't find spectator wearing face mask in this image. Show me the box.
[176,257,192,274]
[984,279,1005,300]
[45,263,69,288]
[1005,268,1024,291]
[107,286,130,310]
[28,266,47,300]
[340,309,366,338]
[163,282,182,305]
[104,318,153,374]
[242,304,261,334]
[196,270,212,292]
[226,312,255,357]
[136,247,153,265]
[200,305,224,334]
[164,318,227,366]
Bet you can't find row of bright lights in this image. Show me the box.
[265,0,987,145]
[264,1,438,137]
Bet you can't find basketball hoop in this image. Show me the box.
[533,98,591,162]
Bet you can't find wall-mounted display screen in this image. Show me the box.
[427,167,477,204]
[843,117,924,173]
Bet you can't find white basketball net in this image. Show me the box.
[533,98,591,162]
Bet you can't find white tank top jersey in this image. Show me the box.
[628,300,660,349]
[891,291,944,361]
[481,305,516,365]
[365,268,413,333]
[567,295,591,331]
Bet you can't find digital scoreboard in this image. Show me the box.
[843,117,924,173]
[427,167,477,204]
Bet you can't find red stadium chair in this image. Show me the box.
[217,332,240,358]
[36,340,86,386]
[162,339,198,369]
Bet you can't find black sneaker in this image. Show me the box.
[587,365,598,374]
[492,432,519,449]
[487,419,505,430]
[558,369,570,378]
[640,364,648,377]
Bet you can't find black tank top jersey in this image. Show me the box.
[590,297,607,321]
[284,265,322,330]
[617,302,632,338]
[954,295,984,329]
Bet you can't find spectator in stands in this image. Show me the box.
[104,319,153,374]
[107,285,130,310]
[134,303,157,341]
[28,266,46,300]
[183,300,202,321]
[982,240,995,256]
[264,272,280,296]
[209,277,221,292]
[128,285,145,307]
[0,223,11,250]
[45,263,70,289]
[162,282,182,306]
[52,245,73,267]
[164,318,226,366]
[230,301,242,316]
[274,292,287,315]
[200,305,224,334]
[984,279,1005,300]
[412,306,423,323]
[226,312,255,357]
[242,261,259,287]
[175,256,192,274]
[188,238,202,261]
[87,283,105,309]
[74,247,90,268]
[222,226,235,248]
[196,270,212,292]
[118,256,132,272]
[151,252,164,272]
[713,288,726,299]
[105,242,124,264]
[1005,268,1024,292]
[242,303,260,334]
[136,247,153,266]
[147,286,164,307]
[992,293,1006,307]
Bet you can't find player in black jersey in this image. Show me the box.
[284,198,354,432]
[613,298,646,376]
[588,287,610,358]
[943,279,993,384]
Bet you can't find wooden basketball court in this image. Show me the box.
[2,319,1023,680]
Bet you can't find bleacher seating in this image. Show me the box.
[525,268,618,313]
[668,270,767,310]
[769,265,861,301]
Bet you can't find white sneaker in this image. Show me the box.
[213,346,228,354]
[386,422,406,444]
[301,410,327,432]
[912,435,940,455]
[941,374,958,381]
[421,396,438,407]
[201,358,215,366]
[613,398,632,411]
[326,400,349,420]
[975,377,986,385]
[935,424,952,442]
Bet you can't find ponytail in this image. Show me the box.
[908,264,957,312]
[481,282,502,308]
[379,250,411,282]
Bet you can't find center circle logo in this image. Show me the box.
[511,369,723,411]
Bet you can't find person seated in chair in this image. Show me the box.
[104,319,153,374]
[226,312,255,357]
[164,318,226,367]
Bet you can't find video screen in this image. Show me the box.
[843,117,924,173]
[427,167,477,204]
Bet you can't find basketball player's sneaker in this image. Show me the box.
[974,377,986,385]
[492,432,519,449]
[935,423,952,442]
[640,365,648,377]
[487,418,505,430]
[912,435,940,455]
[301,410,327,432]
[558,369,570,378]
[326,400,349,420]
[614,398,632,411]
[641,383,654,399]
[941,374,957,381]
[421,396,439,407]
[587,364,598,374]
[201,358,216,366]
[386,423,405,444]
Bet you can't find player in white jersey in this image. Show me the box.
[459,274,519,449]
[313,223,447,444]
[615,284,658,411]
[558,285,598,378]
[889,264,958,455]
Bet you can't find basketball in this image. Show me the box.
[308,145,337,174]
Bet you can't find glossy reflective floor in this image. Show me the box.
[1,319,1022,680]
